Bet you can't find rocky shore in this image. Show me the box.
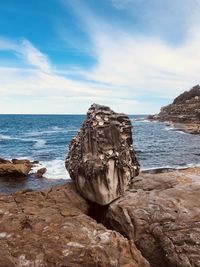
[148,85,200,134]
[1,104,200,266]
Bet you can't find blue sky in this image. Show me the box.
[0,0,200,114]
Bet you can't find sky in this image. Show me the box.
[0,0,200,114]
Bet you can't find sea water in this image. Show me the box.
[1,114,200,180]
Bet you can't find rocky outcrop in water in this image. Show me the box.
[104,168,200,267]
[0,159,31,177]
[0,183,149,267]
[66,104,140,205]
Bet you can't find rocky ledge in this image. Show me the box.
[149,85,200,134]
[104,167,200,267]
[0,183,149,267]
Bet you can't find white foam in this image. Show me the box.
[33,139,46,149]
[30,159,70,179]
[131,118,150,123]
[142,162,200,172]
[164,125,187,135]
[0,134,12,140]
[42,159,70,179]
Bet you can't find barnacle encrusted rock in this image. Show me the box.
[66,104,140,205]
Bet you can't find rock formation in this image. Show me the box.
[35,167,47,178]
[148,85,200,133]
[0,159,31,177]
[66,104,140,205]
[0,183,149,267]
[105,168,200,267]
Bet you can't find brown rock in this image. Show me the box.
[0,183,149,267]
[66,104,140,205]
[150,85,200,133]
[0,162,31,177]
[0,158,11,164]
[105,168,200,267]
[35,167,47,178]
[12,159,31,165]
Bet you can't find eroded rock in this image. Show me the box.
[0,183,149,267]
[0,160,31,177]
[105,168,200,267]
[35,167,47,178]
[66,104,140,205]
[148,85,200,134]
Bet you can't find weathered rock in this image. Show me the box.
[66,104,140,205]
[35,167,47,178]
[105,168,200,267]
[0,158,11,164]
[148,85,200,134]
[0,183,149,267]
[12,159,31,165]
[0,161,31,177]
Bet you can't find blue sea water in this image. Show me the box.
[1,114,200,180]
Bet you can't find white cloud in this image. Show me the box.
[0,38,52,73]
[60,0,200,102]
[81,28,200,99]
[2,0,200,114]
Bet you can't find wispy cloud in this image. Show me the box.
[60,0,200,100]
[0,38,52,73]
[1,0,200,114]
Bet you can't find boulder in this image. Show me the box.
[35,167,47,178]
[0,161,31,177]
[105,168,200,267]
[0,183,149,267]
[66,104,140,205]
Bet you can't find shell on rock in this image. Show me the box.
[99,154,105,160]
[98,121,104,126]
[96,115,102,121]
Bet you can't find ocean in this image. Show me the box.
[1,114,200,180]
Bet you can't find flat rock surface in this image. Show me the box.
[105,168,200,267]
[0,182,149,267]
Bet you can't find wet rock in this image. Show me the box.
[0,158,11,164]
[35,167,47,178]
[31,160,39,164]
[0,183,149,267]
[12,159,31,165]
[105,168,200,267]
[0,160,31,177]
[66,104,140,205]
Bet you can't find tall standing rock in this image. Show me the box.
[66,104,140,205]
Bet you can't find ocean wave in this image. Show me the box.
[164,125,187,135]
[141,162,200,172]
[0,134,12,140]
[39,159,69,180]
[33,139,46,149]
[131,118,151,123]
[25,127,78,137]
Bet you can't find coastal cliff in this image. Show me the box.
[149,85,200,133]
